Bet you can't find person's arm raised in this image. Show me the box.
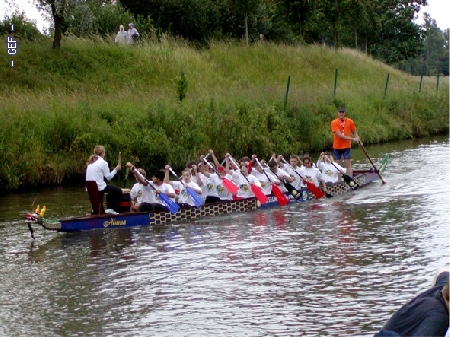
[209,149,221,168]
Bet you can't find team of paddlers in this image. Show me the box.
[86,145,351,215]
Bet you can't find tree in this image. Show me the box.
[340,0,381,54]
[395,17,449,75]
[34,0,77,49]
[227,0,262,45]
[422,14,447,75]
[366,0,426,64]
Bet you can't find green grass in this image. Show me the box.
[0,36,448,191]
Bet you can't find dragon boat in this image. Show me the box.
[24,155,388,237]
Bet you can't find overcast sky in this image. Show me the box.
[4,0,450,33]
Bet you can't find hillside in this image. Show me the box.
[0,36,448,191]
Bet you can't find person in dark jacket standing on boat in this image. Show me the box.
[374,269,449,337]
[331,107,361,178]
[86,145,122,214]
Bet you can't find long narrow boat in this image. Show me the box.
[24,156,388,237]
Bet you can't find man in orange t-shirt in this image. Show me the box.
[330,107,361,179]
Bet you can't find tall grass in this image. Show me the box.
[0,36,448,191]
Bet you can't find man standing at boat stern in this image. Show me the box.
[374,270,449,337]
[330,107,361,178]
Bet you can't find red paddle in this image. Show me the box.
[202,157,239,194]
[255,158,289,206]
[229,156,268,204]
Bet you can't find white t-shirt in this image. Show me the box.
[231,172,262,198]
[299,167,323,187]
[282,165,304,189]
[115,31,127,43]
[199,172,220,199]
[270,167,291,193]
[130,182,144,203]
[317,160,346,183]
[141,182,175,206]
[251,169,275,196]
[216,173,235,200]
[172,180,202,206]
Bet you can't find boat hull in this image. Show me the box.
[39,198,259,232]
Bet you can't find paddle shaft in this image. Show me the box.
[229,156,268,204]
[168,168,186,186]
[168,167,203,206]
[131,167,159,192]
[328,159,358,188]
[359,144,386,184]
[131,167,177,204]
[123,168,129,188]
[281,158,305,182]
[202,157,218,174]
[281,158,325,199]
[254,158,275,183]
[255,158,289,206]
[201,157,239,195]
[168,167,199,192]
[229,156,251,184]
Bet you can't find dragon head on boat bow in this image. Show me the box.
[25,212,42,224]
[25,205,46,239]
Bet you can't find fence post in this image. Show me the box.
[436,73,440,91]
[419,74,423,93]
[284,75,290,112]
[383,73,390,100]
[333,69,338,97]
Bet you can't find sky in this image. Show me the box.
[4,0,450,33]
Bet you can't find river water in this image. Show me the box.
[1,136,449,337]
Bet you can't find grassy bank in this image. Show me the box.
[0,36,448,191]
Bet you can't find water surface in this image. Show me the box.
[1,136,449,336]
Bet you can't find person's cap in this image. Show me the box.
[217,166,225,172]
[129,23,134,26]
[338,107,345,112]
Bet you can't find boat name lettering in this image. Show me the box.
[267,196,277,203]
[103,218,126,227]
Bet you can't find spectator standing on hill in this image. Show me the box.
[330,107,361,178]
[127,23,139,43]
[114,25,127,44]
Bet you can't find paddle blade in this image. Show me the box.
[222,178,239,194]
[283,181,301,199]
[186,187,204,207]
[251,184,268,204]
[379,154,389,173]
[305,181,325,199]
[158,193,180,214]
[342,174,359,190]
[271,185,289,206]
